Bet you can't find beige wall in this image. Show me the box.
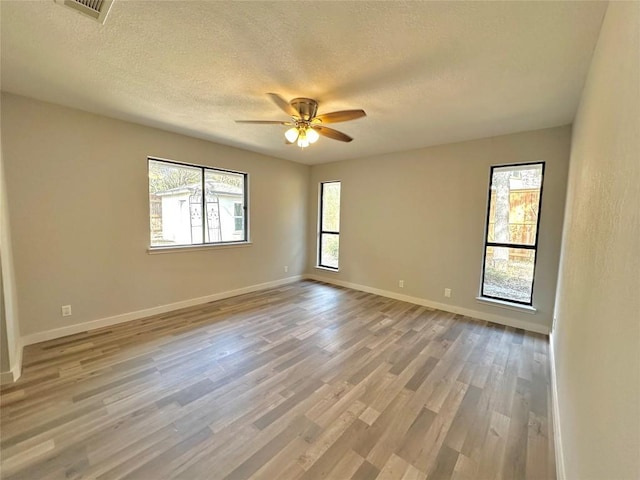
[307,126,570,331]
[553,2,640,479]
[0,144,7,374]
[1,93,309,337]
[0,266,8,373]
[0,132,21,380]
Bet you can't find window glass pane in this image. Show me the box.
[204,170,245,242]
[234,202,244,231]
[149,159,247,247]
[149,160,203,246]
[482,246,535,304]
[320,233,339,268]
[322,182,341,232]
[487,164,543,246]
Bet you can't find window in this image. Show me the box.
[148,158,247,247]
[480,162,545,305]
[233,203,244,232]
[318,181,341,269]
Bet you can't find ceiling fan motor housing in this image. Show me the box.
[290,98,318,121]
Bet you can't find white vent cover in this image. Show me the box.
[54,0,114,24]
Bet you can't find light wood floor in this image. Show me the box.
[0,280,556,480]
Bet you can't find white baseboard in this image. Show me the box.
[549,333,566,480]
[15,274,547,382]
[0,338,23,385]
[305,274,550,335]
[21,275,303,346]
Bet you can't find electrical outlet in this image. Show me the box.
[284,265,288,273]
[444,288,451,298]
[61,305,72,317]
[399,280,404,288]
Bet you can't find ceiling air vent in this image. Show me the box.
[54,0,114,24]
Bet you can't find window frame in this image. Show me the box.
[318,181,341,270]
[148,157,249,249]
[479,161,546,306]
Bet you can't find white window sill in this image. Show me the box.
[148,242,252,254]
[475,296,537,314]
[315,265,339,273]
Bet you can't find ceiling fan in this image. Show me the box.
[236,93,366,148]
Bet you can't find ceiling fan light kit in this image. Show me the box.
[285,125,320,147]
[236,93,366,149]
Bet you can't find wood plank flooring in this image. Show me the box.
[0,280,556,479]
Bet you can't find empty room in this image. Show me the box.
[0,1,638,479]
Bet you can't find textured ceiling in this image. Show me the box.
[0,1,607,165]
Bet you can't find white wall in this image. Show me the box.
[553,2,640,479]
[1,93,309,338]
[307,126,571,332]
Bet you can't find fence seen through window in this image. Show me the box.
[481,162,544,305]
